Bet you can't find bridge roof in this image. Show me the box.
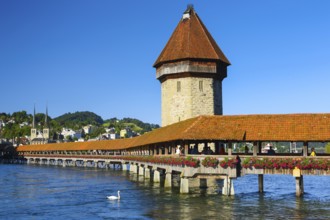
[17,113,330,152]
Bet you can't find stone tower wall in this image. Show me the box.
[161,77,222,126]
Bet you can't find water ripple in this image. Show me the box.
[1,165,330,219]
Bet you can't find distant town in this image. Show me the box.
[0,110,159,146]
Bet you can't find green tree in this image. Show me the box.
[0,112,9,122]
[66,135,73,142]
[12,111,30,123]
[20,126,31,136]
[90,127,106,138]
[2,123,20,139]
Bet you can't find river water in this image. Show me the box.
[1,164,330,220]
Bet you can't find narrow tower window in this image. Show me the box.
[177,81,181,92]
[199,80,203,92]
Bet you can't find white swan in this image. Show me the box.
[107,190,120,200]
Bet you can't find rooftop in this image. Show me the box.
[17,113,330,152]
[153,6,230,68]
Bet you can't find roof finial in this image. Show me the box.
[183,4,194,20]
[186,4,194,11]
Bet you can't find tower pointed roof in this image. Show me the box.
[153,5,230,68]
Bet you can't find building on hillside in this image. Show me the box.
[0,120,5,129]
[83,125,97,134]
[120,127,134,138]
[154,5,230,127]
[19,122,29,128]
[7,119,15,124]
[105,127,116,134]
[61,128,82,141]
[76,138,85,142]
[101,133,119,140]
[104,127,119,140]
[110,133,119,140]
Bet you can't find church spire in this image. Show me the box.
[32,104,36,128]
[45,104,48,128]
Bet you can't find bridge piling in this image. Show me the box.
[258,174,264,193]
[145,167,150,179]
[153,170,160,183]
[180,178,189,193]
[139,166,144,176]
[164,171,172,187]
[222,177,235,196]
[122,163,128,171]
[295,175,304,197]
[131,164,137,174]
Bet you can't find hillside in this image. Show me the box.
[53,112,159,134]
[0,110,160,139]
[104,117,160,134]
[54,111,104,128]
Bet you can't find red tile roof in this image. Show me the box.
[17,113,330,152]
[153,7,230,68]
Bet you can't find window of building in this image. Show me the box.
[177,81,181,92]
[199,80,203,92]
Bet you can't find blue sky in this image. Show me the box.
[1,1,330,125]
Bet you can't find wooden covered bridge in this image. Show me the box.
[16,113,330,196]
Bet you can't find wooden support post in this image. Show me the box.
[184,143,189,155]
[301,175,304,193]
[303,142,308,157]
[228,142,232,156]
[258,174,264,193]
[258,142,262,155]
[295,175,304,197]
[219,143,225,155]
[253,142,258,156]
[164,146,169,155]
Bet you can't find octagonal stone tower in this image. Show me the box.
[154,6,230,127]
